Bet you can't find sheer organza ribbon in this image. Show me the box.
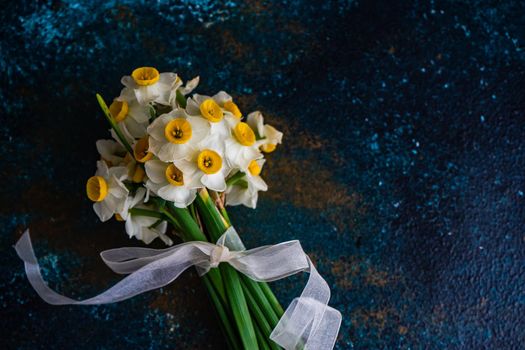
[14,227,342,350]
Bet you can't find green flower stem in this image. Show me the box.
[254,322,272,350]
[241,275,280,328]
[242,278,282,350]
[161,204,226,303]
[220,263,259,349]
[95,94,134,155]
[195,190,259,350]
[258,281,285,318]
[202,275,242,350]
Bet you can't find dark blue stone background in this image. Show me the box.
[1,0,524,348]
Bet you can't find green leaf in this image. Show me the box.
[176,90,187,108]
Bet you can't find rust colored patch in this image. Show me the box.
[243,0,270,14]
[398,325,408,335]
[365,266,393,288]
[219,30,246,60]
[330,256,361,290]
[352,307,395,332]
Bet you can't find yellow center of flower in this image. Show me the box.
[134,137,153,163]
[165,164,184,186]
[109,100,129,122]
[223,101,242,119]
[233,122,256,146]
[197,149,222,174]
[248,160,261,176]
[86,176,108,202]
[132,165,146,183]
[261,143,277,153]
[199,99,223,122]
[164,118,192,144]
[131,67,160,86]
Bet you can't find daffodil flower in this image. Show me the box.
[121,67,181,106]
[108,87,150,138]
[86,161,129,222]
[122,187,173,245]
[185,93,239,139]
[147,109,210,162]
[144,160,198,208]
[246,111,283,153]
[224,121,263,170]
[226,159,268,209]
[173,139,230,192]
[96,139,126,166]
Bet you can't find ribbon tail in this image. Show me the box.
[14,230,79,305]
[269,258,342,350]
[14,230,210,305]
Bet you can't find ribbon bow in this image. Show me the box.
[14,227,342,350]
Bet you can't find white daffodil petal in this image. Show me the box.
[96,140,125,165]
[188,116,211,143]
[201,173,226,192]
[145,160,168,184]
[264,124,283,144]
[250,175,268,191]
[181,76,200,95]
[109,166,129,182]
[186,97,201,116]
[147,114,171,141]
[173,158,199,175]
[128,101,150,123]
[123,117,147,138]
[96,160,110,178]
[158,142,190,162]
[157,185,196,207]
[121,75,138,89]
[212,91,232,105]
[93,201,113,222]
[247,111,264,137]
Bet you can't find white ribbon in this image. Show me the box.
[14,227,342,349]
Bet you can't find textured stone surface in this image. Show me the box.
[1,0,524,349]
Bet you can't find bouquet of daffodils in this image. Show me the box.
[14,67,341,350]
[90,67,283,349]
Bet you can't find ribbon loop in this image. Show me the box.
[14,229,341,350]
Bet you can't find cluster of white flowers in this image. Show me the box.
[86,67,282,245]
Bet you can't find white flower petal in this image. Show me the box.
[201,173,226,192]
[147,114,172,141]
[247,111,264,137]
[93,201,114,222]
[157,185,196,206]
[212,91,232,105]
[158,142,190,162]
[96,140,125,165]
[123,116,147,138]
[145,160,168,184]
[250,175,268,191]
[188,116,210,143]
[264,124,283,144]
[121,75,138,89]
